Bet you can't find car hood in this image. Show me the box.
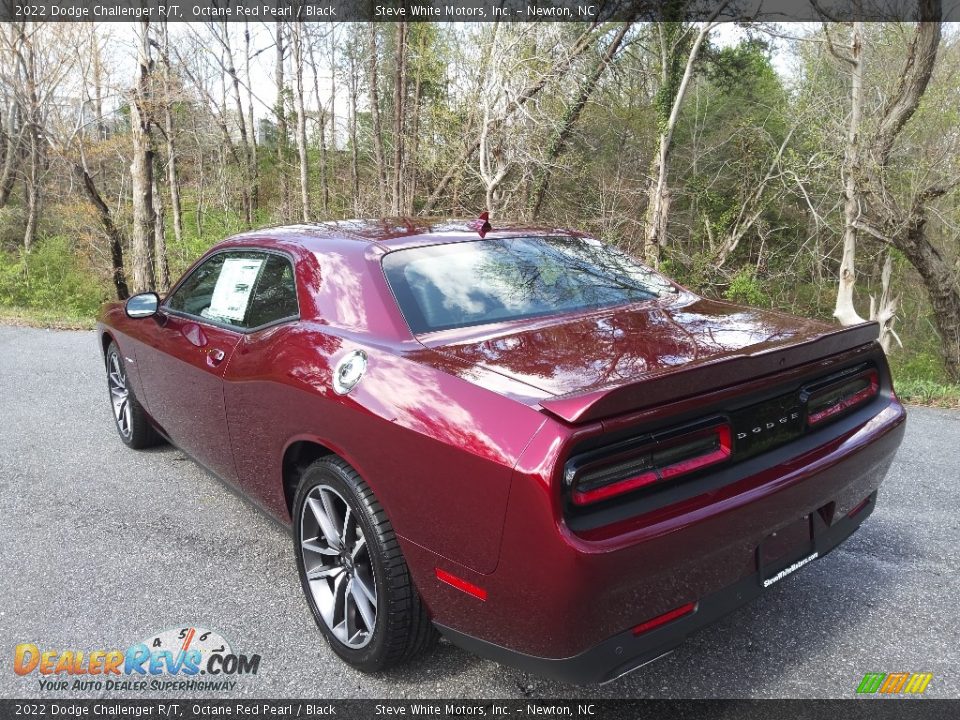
[423,296,879,423]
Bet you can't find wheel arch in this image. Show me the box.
[281,438,339,517]
[100,329,116,358]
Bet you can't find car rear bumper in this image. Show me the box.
[422,399,906,684]
[436,490,876,684]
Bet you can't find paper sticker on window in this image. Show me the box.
[207,257,264,322]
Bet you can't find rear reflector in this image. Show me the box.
[847,496,871,518]
[632,602,697,636]
[435,568,487,601]
[571,423,732,506]
[807,369,879,426]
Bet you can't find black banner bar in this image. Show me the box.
[0,0,959,23]
[1,700,959,720]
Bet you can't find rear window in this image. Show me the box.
[382,236,672,334]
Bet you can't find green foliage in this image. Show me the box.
[723,267,766,306]
[0,236,110,320]
[893,378,960,408]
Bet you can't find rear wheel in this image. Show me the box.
[293,457,437,671]
[105,341,161,449]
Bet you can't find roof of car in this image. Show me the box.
[226,217,587,253]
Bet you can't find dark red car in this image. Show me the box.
[97,219,905,683]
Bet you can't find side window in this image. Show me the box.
[167,253,233,320]
[245,255,300,328]
[167,251,296,329]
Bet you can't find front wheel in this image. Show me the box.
[293,457,437,672]
[104,341,161,449]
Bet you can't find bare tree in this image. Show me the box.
[159,21,184,252]
[421,23,601,215]
[129,19,156,292]
[306,24,330,215]
[643,9,726,268]
[275,20,290,222]
[529,22,634,219]
[391,22,408,215]
[368,26,388,212]
[291,21,310,221]
[846,1,960,376]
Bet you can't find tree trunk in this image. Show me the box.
[306,34,329,215]
[834,21,867,326]
[291,21,310,222]
[160,21,184,249]
[15,22,41,251]
[391,22,408,216]
[130,20,156,293]
[0,100,20,208]
[898,218,960,379]
[348,47,360,214]
[153,171,170,291]
[219,22,253,226]
[72,161,129,300]
[407,41,423,216]
[244,20,259,212]
[369,26,388,212]
[643,20,719,268]
[529,22,632,220]
[275,20,290,222]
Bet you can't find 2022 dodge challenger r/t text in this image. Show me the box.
[97,218,905,684]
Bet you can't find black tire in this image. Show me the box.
[104,341,162,450]
[293,456,437,672]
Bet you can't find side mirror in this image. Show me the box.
[125,292,160,319]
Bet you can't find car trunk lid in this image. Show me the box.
[423,296,880,424]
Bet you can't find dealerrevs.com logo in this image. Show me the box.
[14,626,261,692]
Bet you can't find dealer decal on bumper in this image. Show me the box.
[762,551,819,588]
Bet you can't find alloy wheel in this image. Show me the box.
[107,351,132,439]
[300,484,378,648]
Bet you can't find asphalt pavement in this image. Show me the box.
[1,325,958,699]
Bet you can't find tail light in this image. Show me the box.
[806,368,879,427]
[567,421,732,506]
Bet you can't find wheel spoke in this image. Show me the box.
[332,571,348,629]
[351,536,366,560]
[110,355,124,386]
[350,579,376,631]
[307,496,341,549]
[340,506,353,549]
[301,538,338,556]
[306,563,342,582]
[320,489,344,540]
[352,573,376,606]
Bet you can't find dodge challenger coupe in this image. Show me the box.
[98,218,906,683]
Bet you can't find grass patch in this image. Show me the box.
[0,305,97,330]
[892,377,960,409]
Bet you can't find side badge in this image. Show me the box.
[333,350,367,395]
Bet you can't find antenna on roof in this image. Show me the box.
[474,211,492,238]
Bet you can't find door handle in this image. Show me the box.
[205,348,226,367]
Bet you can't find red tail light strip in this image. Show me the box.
[571,424,732,506]
[807,369,879,426]
[435,568,487,601]
[632,601,697,636]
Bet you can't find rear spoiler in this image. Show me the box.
[538,322,880,424]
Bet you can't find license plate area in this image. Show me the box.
[758,514,817,588]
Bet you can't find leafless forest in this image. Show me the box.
[0,10,959,396]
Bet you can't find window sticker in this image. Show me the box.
[207,257,264,322]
